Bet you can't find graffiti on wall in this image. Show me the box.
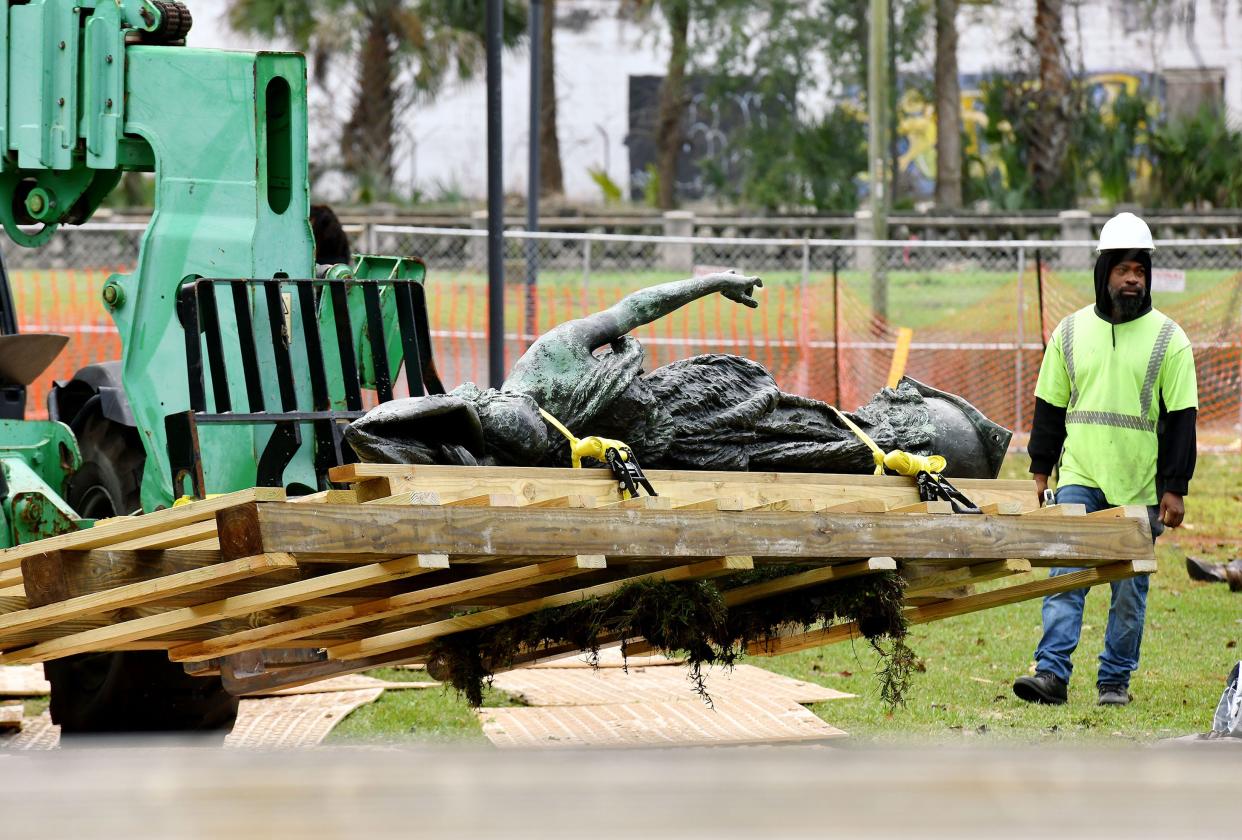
[896,71,1154,198]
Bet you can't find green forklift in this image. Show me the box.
[0,0,442,733]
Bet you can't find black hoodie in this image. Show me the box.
[1029,249,1196,499]
[1093,248,1153,344]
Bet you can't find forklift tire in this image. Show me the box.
[45,651,239,738]
[48,412,238,738]
[64,412,144,519]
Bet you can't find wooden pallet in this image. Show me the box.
[0,465,1155,694]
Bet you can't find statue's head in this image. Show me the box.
[900,377,1012,479]
[345,384,550,467]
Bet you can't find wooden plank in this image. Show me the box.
[888,501,953,514]
[749,560,1156,656]
[443,494,523,508]
[0,568,22,590]
[818,498,889,513]
[330,462,1035,500]
[328,464,1036,512]
[0,703,22,731]
[0,488,286,570]
[0,585,22,597]
[748,499,816,512]
[107,521,218,551]
[103,490,329,553]
[21,549,228,607]
[167,555,608,663]
[1023,504,1087,518]
[722,558,896,607]
[524,496,597,509]
[979,502,1024,515]
[597,496,673,510]
[0,553,449,665]
[1087,505,1149,520]
[902,559,1032,598]
[0,553,298,640]
[325,556,754,662]
[216,502,1155,566]
[367,491,443,507]
[674,498,746,511]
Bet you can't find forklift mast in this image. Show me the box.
[0,1,435,512]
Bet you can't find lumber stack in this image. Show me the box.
[0,465,1156,695]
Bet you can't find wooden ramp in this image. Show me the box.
[0,465,1156,696]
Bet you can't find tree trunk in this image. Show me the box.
[888,0,900,209]
[656,0,689,210]
[1031,0,1069,206]
[539,0,564,197]
[933,0,962,208]
[340,9,397,196]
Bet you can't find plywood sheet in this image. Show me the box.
[491,664,852,707]
[477,697,846,749]
[0,711,59,750]
[0,665,50,697]
[256,675,439,696]
[223,688,383,748]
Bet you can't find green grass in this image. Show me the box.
[326,452,1241,745]
[325,667,524,745]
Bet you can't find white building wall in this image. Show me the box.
[186,0,1242,203]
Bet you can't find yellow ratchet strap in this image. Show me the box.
[827,406,947,477]
[538,407,633,469]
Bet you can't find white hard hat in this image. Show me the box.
[1097,211,1155,253]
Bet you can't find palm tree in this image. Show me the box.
[623,0,694,210]
[539,0,564,197]
[933,0,961,208]
[1030,0,1069,205]
[229,0,525,198]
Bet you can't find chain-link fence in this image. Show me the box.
[9,223,1241,448]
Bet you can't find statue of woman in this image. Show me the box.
[345,272,1010,478]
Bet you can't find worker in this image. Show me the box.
[1014,211,1197,707]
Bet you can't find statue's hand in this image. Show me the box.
[715,272,763,308]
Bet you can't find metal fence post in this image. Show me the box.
[796,240,811,393]
[1035,248,1047,348]
[832,251,842,406]
[581,238,591,314]
[1015,246,1026,438]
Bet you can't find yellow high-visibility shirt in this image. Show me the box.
[1035,306,1197,505]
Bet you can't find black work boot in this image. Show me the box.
[1013,672,1068,705]
[1097,684,1132,706]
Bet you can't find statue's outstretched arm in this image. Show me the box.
[577,271,763,348]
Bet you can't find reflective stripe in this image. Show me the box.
[1062,315,1080,408]
[1066,410,1154,433]
[1063,313,1175,425]
[1140,318,1177,417]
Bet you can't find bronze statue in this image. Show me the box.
[346,272,1011,478]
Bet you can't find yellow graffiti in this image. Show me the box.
[898,72,1148,192]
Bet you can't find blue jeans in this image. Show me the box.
[1033,484,1164,689]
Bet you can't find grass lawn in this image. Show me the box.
[323,452,1240,746]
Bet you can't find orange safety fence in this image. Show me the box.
[10,264,1241,450]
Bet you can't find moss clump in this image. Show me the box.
[428,568,912,709]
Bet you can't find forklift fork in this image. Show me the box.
[167,275,443,499]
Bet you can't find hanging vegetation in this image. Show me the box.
[428,568,913,709]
